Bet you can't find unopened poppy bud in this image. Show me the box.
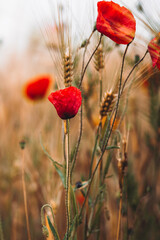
[42,225,49,238]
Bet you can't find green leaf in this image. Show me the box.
[40,136,63,168]
[47,216,60,240]
[70,185,78,216]
[99,115,111,150]
[105,174,113,179]
[103,151,112,180]
[106,146,120,150]
[70,143,77,163]
[89,202,103,234]
[40,136,65,187]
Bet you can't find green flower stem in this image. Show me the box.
[79,43,130,219]
[70,103,83,179]
[89,124,100,178]
[118,67,136,129]
[120,50,148,95]
[64,119,71,240]
[79,34,103,88]
[71,35,103,180]
[81,29,96,78]
[98,70,104,240]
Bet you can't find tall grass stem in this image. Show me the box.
[21,149,31,240]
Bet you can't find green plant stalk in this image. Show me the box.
[89,124,100,178]
[101,43,130,153]
[79,43,130,220]
[120,50,148,95]
[99,69,103,183]
[70,103,83,179]
[98,70,103,240]
[71,35,103,180]
[81,29,96,77]
[118,66,136,129]
[79,34,103,88]
[65,120,71,240]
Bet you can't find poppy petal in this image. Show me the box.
[148,34,160,69]
[24,75,52,101]
[48,86,82,120]
[96,1,136,45]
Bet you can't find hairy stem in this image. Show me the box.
[70,103,83,179]
[79,44,130,218]
[79,34,103,88]
[81,30,96,76]
[89,124,100,178]
[65,120,71,240]
[120,50,148,95]
[71,35,103,179]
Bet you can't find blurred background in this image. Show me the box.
[0,0,160,239]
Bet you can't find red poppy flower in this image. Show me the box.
[148,33,160,70]
[48,86,82,119]
[96,1,136,45]
[24,75,52,101]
